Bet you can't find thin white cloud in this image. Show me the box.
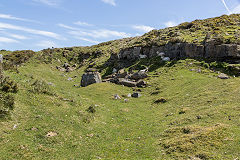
[0,37,19,43]
[74,21,93,27]
[233,4,240,13]
[75,37,100,44]
[0,13,39,23]
[58,23,79,30]
[69,29,130,39]
[132,25,155,33]
[164,21,178,27]
[8,33,28,40]
[33,0,61,6]
[101,0,116,6]
[0,31,29,40]
[59,23,130,39]
[36,40,58,48]
[221,0,232,14]
[0,22,62,40]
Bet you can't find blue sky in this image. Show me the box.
[0,0,240,51]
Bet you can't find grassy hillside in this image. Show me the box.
[0,14,240,159]
[0,57,240,159]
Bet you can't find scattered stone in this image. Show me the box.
[116,71,128,78]
[129,70,148,81]
[162,57,170,61]
[124,99,129,103]
[86,133,94,137]
[117,69,124,74]
[135,88,142,92]
[46,131,58,137]
[31,127,38,131]
[57,62,75,72]
[63,63,70,69]
[86,68,97,72]
[59,97,74,102]
[182,128,191,134]
[56,66,66,72]
[86,105,96,113]
[157,52,165,57]
[196,115,202,119]
[228,116,232,121]
[151,91,160,95]
[179,110,186,114]
[67,77,73,81]
[136,80,146,88]
[121,94,128,98]
[197,69,202,73]
[112,68,117,73]
[131,92,141,98]
[165,113,174,117]
[119,79,137,87]
[127,93,132,98]
[72,64,77,68]
[47,82,54,86]
[114,94,121,100]
[60,68,66,72]
[139,54,147,59]
[154,98,167,104]
[66,67,74,72]
[218,73,229,79]
[103,69,148,88]
[81,72,102,87]
[13,124,17,129]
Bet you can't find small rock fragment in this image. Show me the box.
[154,98,167,104]
[218,73,229,79]
[46,131,58,137]
[67,77,73,81]
[131,92,141,98]
[114,94,121,100]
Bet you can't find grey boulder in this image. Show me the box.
[81,72,102,87]
[218,73,229,79]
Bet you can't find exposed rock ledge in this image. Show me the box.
[110,42,240,63]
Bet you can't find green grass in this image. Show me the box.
[0,58,239,159]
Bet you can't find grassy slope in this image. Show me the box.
[0,58,239,159]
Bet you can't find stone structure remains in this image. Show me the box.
[103,69,148,88]
[81,70,102,87]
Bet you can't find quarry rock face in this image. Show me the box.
[116,42,240,62]
[81,71,102,87]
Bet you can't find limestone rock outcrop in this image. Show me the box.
[116,42,240,62]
